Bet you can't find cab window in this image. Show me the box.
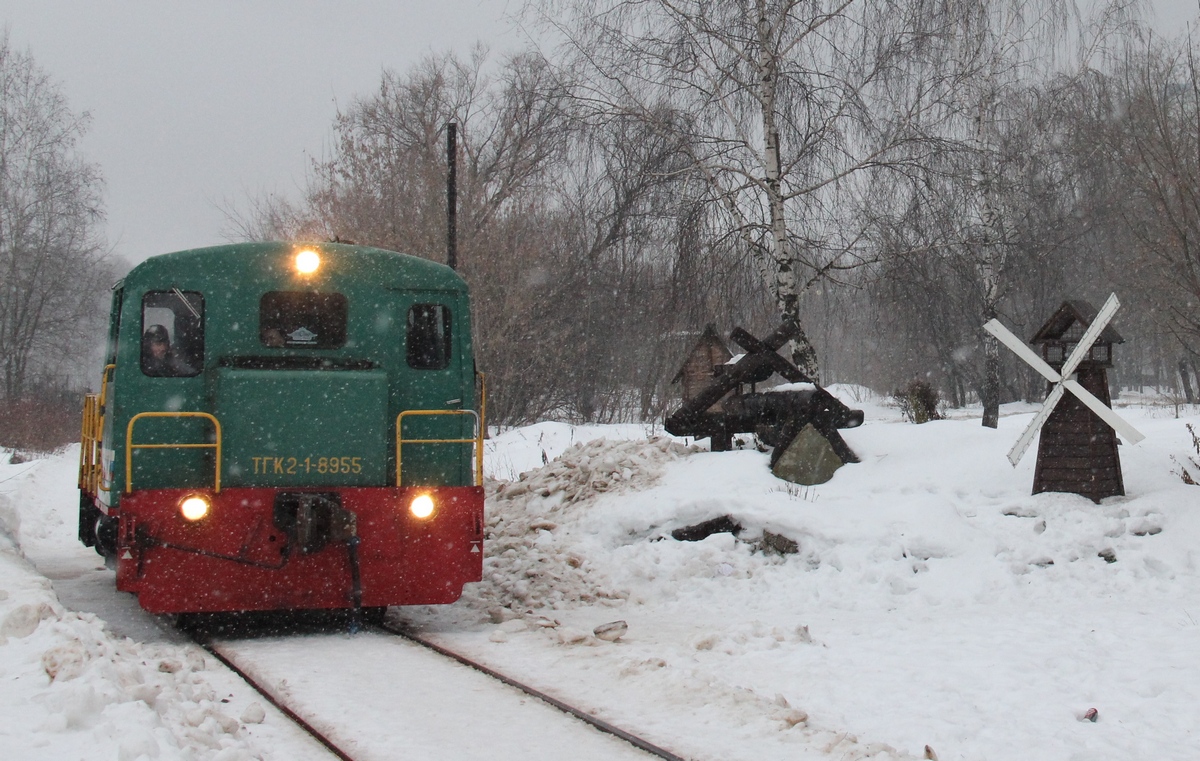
[141,290,204,377]
[260,292,347,348]
[407,304,452,370]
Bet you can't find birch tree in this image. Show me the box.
[953,1,1080,427]
[534,0,967,381]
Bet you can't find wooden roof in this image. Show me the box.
[1030,300,1124,344]
[671,324,732,384]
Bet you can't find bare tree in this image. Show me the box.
[1087,33,1200,386]
[531,0,986,380]
[861,1,1146,425]
[229,42,772,425]
[0,33,108,400]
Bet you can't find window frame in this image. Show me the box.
[140,290,205,378]
[259,291,349,350]
[406,303,453,370]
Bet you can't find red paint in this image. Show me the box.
[116,486,484,614]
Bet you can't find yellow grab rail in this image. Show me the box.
[99,363,115,408]
[79,364,116,495]
[478,372,487,441]
[396,409,483,487]
[126,412,222,493]
[79,394,98,490]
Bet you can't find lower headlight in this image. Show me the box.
[410,494,435,519]
[180,495,211,521]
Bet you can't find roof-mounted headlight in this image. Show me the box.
[295,249,320,275]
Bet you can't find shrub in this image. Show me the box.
[0,393,81,453]
[1171,423,1200,485]
[892,380,942,424]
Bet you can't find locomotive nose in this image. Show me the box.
[214,365,388,488]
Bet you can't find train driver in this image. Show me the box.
[141,324,195,376]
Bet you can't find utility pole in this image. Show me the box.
[446,122,458,270]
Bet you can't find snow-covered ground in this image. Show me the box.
[4,388,1200,760]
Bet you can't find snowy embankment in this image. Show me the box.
[410,390,1200,761]
[0,451,329,760]
[3,388,1200,760]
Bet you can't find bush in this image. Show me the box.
[1172,423,1200,485]
[0,392,81,453]
[892,380,942,424]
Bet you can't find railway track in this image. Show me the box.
[379,621,690,761]
[188,617,691,761]
[195,637,356,761]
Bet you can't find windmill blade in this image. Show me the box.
[1061,293,1120,378]
[1008,383,1066,466]
[983,319,1061,383]
[1061,379,1146,444]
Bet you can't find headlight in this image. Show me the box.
[180,495,211,521]
[410,494,435,519]
[294,249,320,274]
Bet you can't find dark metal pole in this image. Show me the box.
[447,122,457,270]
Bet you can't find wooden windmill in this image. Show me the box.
[982,294,1145,502]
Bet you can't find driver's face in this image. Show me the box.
[150,340,168,359]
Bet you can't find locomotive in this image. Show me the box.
[77,242,485,615]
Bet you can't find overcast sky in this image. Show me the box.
[1,1,1198,264]
[1,0,524,263]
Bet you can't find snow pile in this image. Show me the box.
[467,436,698,615]
[1,454,272,761]
[483,421,658,480]
[0,534,262,760]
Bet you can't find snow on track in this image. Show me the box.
[211,631,655,760]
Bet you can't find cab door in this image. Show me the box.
[391,290,472,487]
[97,284,123,511]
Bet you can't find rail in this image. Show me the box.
[78,364,115,495]
[478,371,487,442]
[78,394,98,491]
[125,412,223,493]
[395,409,482,487]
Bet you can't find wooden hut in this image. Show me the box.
[672,324,736,411]
[1029,300,1125,502]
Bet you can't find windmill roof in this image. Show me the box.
[1030,299,1124,344]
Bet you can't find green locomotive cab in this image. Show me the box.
[78,242,485,614]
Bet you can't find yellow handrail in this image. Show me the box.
[478,371,487,440]
[98,363,115,408]
[79,394,97,490]
[79,365,116,495]
[93,364,115,493]
[396,409,482,487]
[126,412,222,493]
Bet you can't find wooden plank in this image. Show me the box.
[1037,456,1121,470]
[1035,470,1122,485]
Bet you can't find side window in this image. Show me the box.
[260,292,347,348]
[141,290,204,377]
[407,304,452,370]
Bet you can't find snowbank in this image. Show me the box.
[408,402,1200,761]
[0,511,261,760]
[0,449,326,761]
[7,396,1200,760]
